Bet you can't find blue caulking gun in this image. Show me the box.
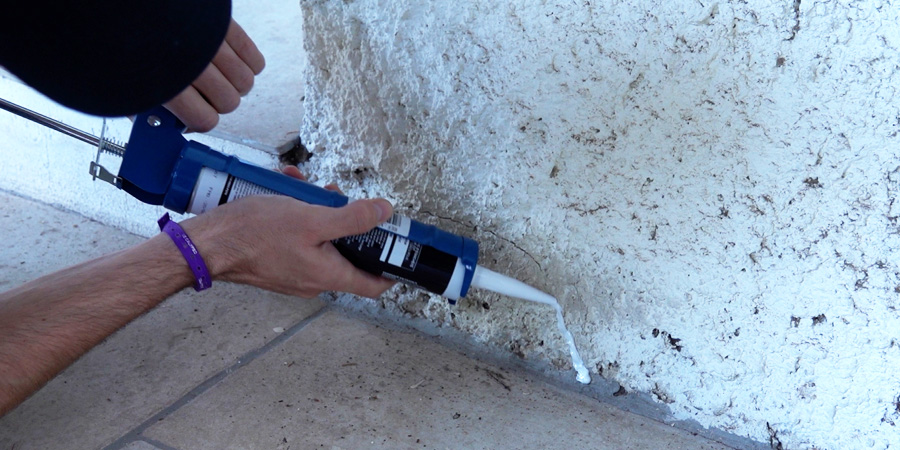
[0,98,552,304]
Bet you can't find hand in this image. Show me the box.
[182,172,396,299]
[164,19,265,132]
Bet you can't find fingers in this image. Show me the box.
[341,269,397,299]
[192,62,241,114]
[317,244,396,298]
[225,20,265,75]
[210,19,264,98]
[312,199,394,241]
[280,166,307,182]
[164,86,219,132]
[279,166,340,193]
[211,39,256,96]
[163,19,264,132]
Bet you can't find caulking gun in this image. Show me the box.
[1,98,595,384]
[0,98,551,304]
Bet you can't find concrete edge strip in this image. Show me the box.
[102,306,331,450]
[328,294,768,450]
[203,128,279,154]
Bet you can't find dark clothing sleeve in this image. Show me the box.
[0,0,231,117]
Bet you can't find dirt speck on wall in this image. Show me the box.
[298,1,900,447]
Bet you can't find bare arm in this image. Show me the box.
[0,234,192,415]
[0,193,394,416]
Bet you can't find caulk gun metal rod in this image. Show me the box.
[0,97,104,149]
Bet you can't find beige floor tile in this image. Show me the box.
[143,311,729,450]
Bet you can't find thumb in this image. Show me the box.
[314,198,393,240]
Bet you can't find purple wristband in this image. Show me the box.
[158,213,212,291]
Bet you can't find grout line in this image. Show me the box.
[102,306,331,450]
[203,128,280,154]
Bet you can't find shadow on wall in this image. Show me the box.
[299,1,900,448]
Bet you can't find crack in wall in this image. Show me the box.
[786,0,802,41]
[421,210,543,270]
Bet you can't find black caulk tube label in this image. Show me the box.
[333,227,458,295]
[218,174,236,205]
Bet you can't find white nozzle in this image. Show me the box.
[470,266,556,306]
[470,265,592,385]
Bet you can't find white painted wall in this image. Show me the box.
[298,1,900,448]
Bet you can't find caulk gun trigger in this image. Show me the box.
[89,118,123,187]
[89,161,120,187]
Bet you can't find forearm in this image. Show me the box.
[0,233,193,416]
[0,193,395,417]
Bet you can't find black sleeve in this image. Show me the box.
[0,0,232,117]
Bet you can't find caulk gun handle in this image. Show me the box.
[118,108,191,205]
[119,107,348,212]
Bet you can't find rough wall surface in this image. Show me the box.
[299,1,900,448]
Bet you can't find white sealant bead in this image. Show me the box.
[575,369,591,384]
[470,266,591,384]
[556,307,591,385]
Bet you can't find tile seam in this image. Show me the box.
[102,304,331,450]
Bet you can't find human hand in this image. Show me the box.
[164,19,265,132]
[182,172,396,299]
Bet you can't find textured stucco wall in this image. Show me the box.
[298,1,900,448]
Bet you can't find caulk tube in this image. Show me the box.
[163,146,480,302]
